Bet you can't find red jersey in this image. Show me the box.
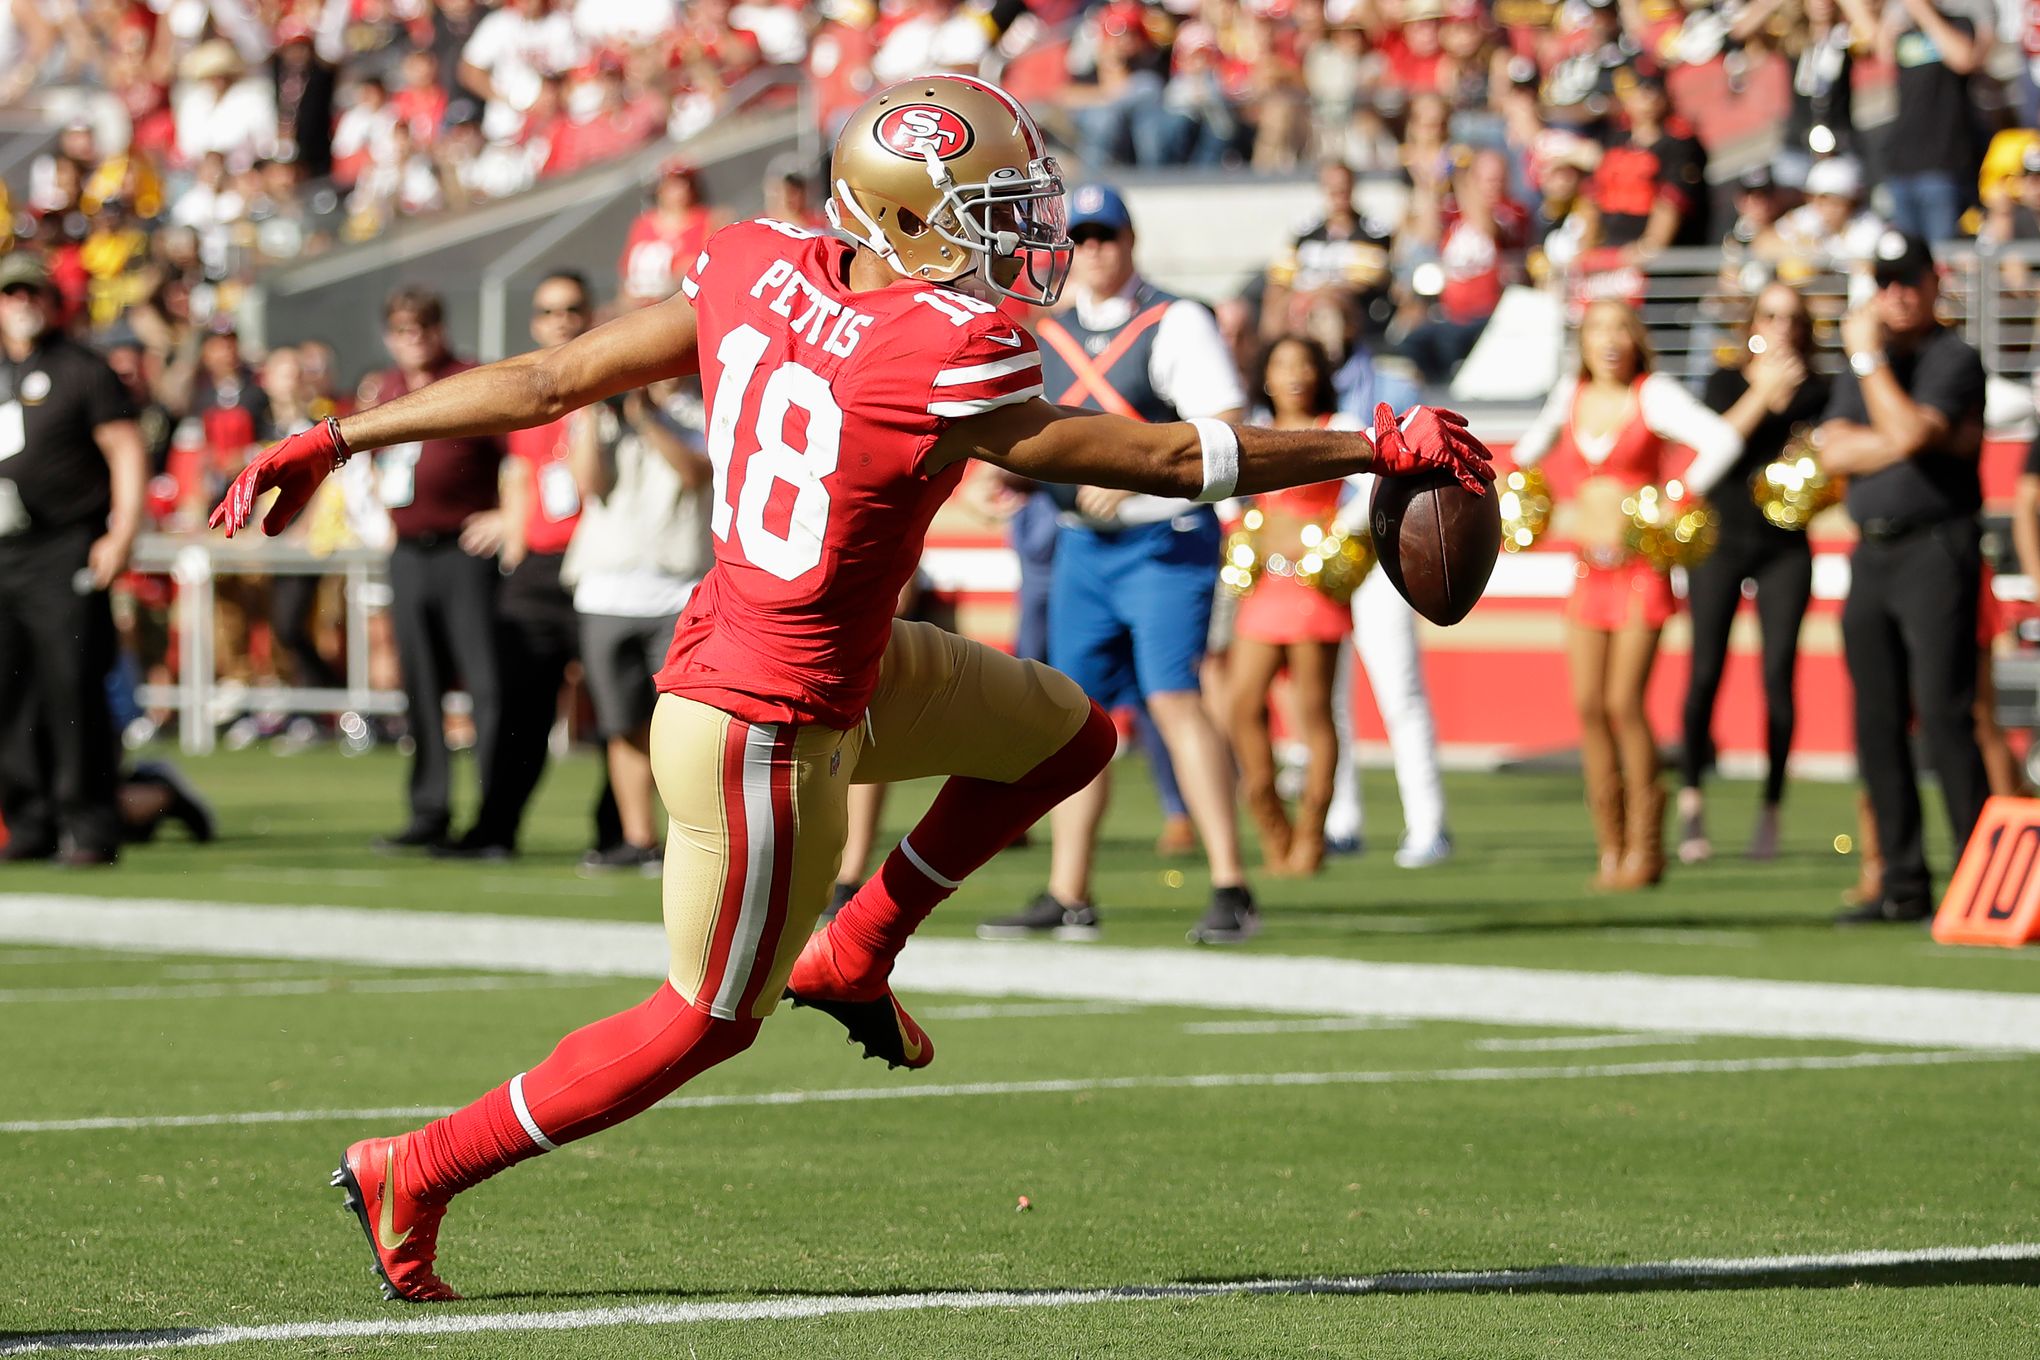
[655,218,1044,727]
[506,415,579,556]
[619,206,713,302]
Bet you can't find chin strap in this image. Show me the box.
[828,180,909,278]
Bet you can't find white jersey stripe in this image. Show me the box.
[711,724,782,1018]
[928,384,1043,419]
[679,277,700,300]
[932,353,1041,386]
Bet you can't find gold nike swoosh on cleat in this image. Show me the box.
[376,1144,412,1252]
[892,999,924,1064]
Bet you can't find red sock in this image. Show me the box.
[405,983,759,1199]
[827,702,1115,991]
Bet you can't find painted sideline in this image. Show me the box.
[0,1049,2008,1135]
[3,895,2038,1052]
[4,1243,2036,1354]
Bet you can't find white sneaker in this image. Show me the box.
[1394,831,1453,869]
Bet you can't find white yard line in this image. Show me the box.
[917,1001,1138,1020]
[1471,1033,1702,1053]
[3,895,2039,1053]
[0,975,619,1004]
[1181,1018,1413,1035]
[0,1049,2010,1136]
[4,1242,2036,1354]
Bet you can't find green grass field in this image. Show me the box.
[2,746,2036,1357]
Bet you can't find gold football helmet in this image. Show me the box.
[827,73,1071,306]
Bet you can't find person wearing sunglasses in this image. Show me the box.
[1680,282,1827,865]
[1817,231,1989,923]
[438,270,626,863]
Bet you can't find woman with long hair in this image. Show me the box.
[1680,282,1827,862]
[1230,335,1355,875]
[1514,300,1744,888]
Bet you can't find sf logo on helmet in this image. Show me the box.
[874,104,976,161]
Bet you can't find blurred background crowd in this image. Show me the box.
[5,0,2040,907]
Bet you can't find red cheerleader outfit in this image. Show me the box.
[1233,476,1354,645]
[1514,372,1744,632]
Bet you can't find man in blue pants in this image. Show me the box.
[977,185,1254,944]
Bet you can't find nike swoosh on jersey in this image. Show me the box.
[376,1143,412,1252]
[983,331,1025,348]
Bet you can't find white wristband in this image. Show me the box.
[1190,418,1240,503]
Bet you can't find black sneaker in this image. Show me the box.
[1834,897,1934,926]
[0,836,57,863]
[375,821,449,854]
[977,892,1102,941]
[578,842,662,877]
[130,761,215,843]
[430,831,515,863]
[1189,885,1260,945]
[819,880,858,926]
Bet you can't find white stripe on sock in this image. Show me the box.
[507,1072,557,1153]
[897,837,961,891]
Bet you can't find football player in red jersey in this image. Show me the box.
[212,73,1492,1302]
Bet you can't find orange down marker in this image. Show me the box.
[1934,796,2040,947]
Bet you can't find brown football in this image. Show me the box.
[1369,470,1502,626]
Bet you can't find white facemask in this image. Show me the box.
[1,304,46,344]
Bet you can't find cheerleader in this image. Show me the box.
[1514,300,1743,888]
[1229,336,1356,875]
[1681,282,1827,863]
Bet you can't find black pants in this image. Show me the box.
[466,552,619,849]
[1842,522,1991,908]
[1679,531,1813,803]
[388,538,502,830]
[270,572,340,693]
[0,527,120,854]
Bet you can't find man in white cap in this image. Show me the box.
[1772,157,1887,300]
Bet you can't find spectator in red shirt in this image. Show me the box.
[762,158,828,229]
[391,48,451,148]
[1577,65,1707,267]
[1378,0,1449,93]
[544,54,661,176]
[1401,146,1530,384]
[617,157,722,307]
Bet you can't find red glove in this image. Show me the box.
[208,417,348,538]
[1371,402,1494,494]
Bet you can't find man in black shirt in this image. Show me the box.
[0,253,149,865]
[1879,0,1987,243]
[1818,231,1989,922]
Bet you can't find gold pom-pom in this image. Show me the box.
[1498,467,1552,553]
[1623,482,1718,572]
[1220,508,1264,597]
[1300,525,1375,604]
[1751,427,1843,531]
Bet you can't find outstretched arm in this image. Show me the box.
[341,293,700,450]
[930,399,1492,500]
[214,293,700,536]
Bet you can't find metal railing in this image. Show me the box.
[129,537,402,756]
[1551,240,2040,390]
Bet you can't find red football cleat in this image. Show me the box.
[784,931,934,1071]
[331,1135,462,1302]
